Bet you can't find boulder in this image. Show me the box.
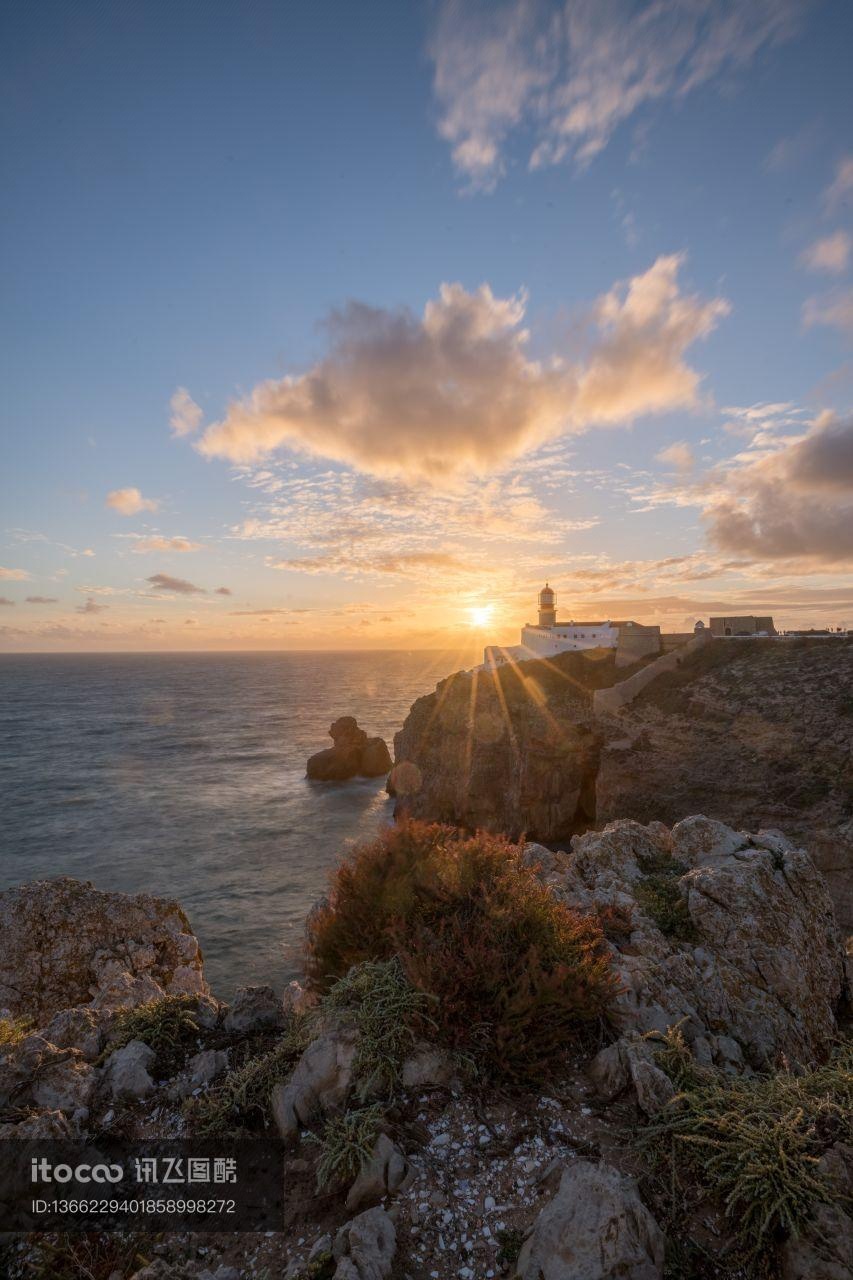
[333,1205,396,1280]
[780,1144,853,1280]
[102,1039,156,1100]
[41,1006,104,1061]
[171,1047,229,1099]
[514,1160,664,1280]
[0,1032,95,1114]
[223,985,284,1034]
[345,1133,412,1210]
[307,717,392,781]
[553,819,846,1070]
[0,877,207,1022]
[589,1038,675,1116]
[271,1028,358,1140]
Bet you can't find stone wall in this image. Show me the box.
[595,632,712,713]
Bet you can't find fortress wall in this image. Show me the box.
[594,631,713,714]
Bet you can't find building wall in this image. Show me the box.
[614,625,661,668]
[709,616,775,637]
[593,631,713,715]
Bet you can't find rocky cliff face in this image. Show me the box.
[391,638,853,928]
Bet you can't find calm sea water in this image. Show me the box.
[0,651,468,998]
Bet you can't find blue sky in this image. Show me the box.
[2,0,853,649]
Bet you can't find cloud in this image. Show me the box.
[703,411,853,564]
[76,596,109,614]
[0,597,14,606]
[764,124,817,173]
[146,573,206,595]
[214,586,232,596]
[198,257,728,482]
[799,231,851,275]
[131,536,202,553]
[106,487,159,516]
[228,608,292,616]
[656,441,695,472]
[430,0,807,188]
[25,596,58,604]
[170,387,203,437]
[823,154,853,213]
[0,566,30,581]
[271,550,471,578]
[803,288,853,336]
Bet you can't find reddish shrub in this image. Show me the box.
[305,822,617,1083]
[597,902,635,941]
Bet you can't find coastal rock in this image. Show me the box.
[170,1047,229,1099]
[392,638,853,929]
[271,1028,359,1140]
[307,716,392,782]
[780,1144,853,1280]
[345,1133,412,1210]
[223,985,284,1034]
[0,1108,73,1139]
[333,1205,396,1280]
[40,1006,104,1061]
[556,819,846,1069]
[0,1032,95,1114]
[514,1160,664,1280]
[0,877,208,1022]
[102,1039,156,1099]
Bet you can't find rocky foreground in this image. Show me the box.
[1,815,851,1280]
[391,637,853,930]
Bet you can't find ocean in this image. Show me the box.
[0,651,469,998]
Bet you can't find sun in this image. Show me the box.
[468,604,494,628]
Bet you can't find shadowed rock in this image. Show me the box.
[307,716,392,781]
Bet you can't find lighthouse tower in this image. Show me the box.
[538,583,557,628]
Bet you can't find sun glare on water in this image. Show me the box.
[468,604,494,628]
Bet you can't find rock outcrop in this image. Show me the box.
[0,877,208,1021]
[514,1160,665,1280]
[308,717,392,782]
[391,637,853,928]
[541,816,846,1073]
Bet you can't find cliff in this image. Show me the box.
[391,638,853,928]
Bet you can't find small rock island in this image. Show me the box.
[306,715,392,781]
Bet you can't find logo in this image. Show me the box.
[30,1158,123,1184]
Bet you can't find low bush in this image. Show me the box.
[643,1034,853,1271]
[306,822,617,1084]
[14,1232,148,1280]
[101,995,203,1076]
[307,1103,384,1190]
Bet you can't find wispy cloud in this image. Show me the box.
[169,387,203,438]
[106,487,159,516]
[0,566,30,581]
[25,596,58,604]
[197,257,727,482]
[803,288,853,335]
[130,536,202,554]
[430,0,807,189]
[146,573,206,595]
[823,154,853,214]
[656,440,695,472]
[76,596,109,614]
[799,231,851,275]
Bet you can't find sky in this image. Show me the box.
[2,0,853,652]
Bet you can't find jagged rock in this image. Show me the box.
[514,1160,664,1280]
[589,1038,675,1116]
[345,1133,412,1210]
[271,1028,358,1140]
[102,1039,156,1099]
[0,877,207,1022]
[40,1006,104,1061]
[401,1043,456,1091]
[0,1108,73,1139]
[170,1048,229,1099]
[780,1144,853,1280]
[333,1205,396,1280]
[554,819,845,1069]
[223,985,284,1034]
[0,1032,94,1114]
[308,717,392,781]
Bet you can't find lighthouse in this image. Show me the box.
[538,582,557,628]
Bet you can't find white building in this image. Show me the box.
[484,584,661,669]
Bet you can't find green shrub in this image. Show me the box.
[305,821,617,1084]
[320,956,435,1101]
[643,1039,853,1270]
[496,1228,526,1268]
[190,1022,311,1136]
[634,872,697,942]
[307,1104,384,1190]
[101,995,202,1076]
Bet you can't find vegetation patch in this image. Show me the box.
[320,956,435,1102]
[12,1232,148,1280]
[0,1015,32,1048]
[642,1029,853,1272]
[189,1022,311,1136]
[633,850,697,942]
[305,822,617,1084]
[99,995,203,1077]
[307,1103,384,1190]
[495,1227,526,1269]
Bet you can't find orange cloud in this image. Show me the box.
[106,487,159,516]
